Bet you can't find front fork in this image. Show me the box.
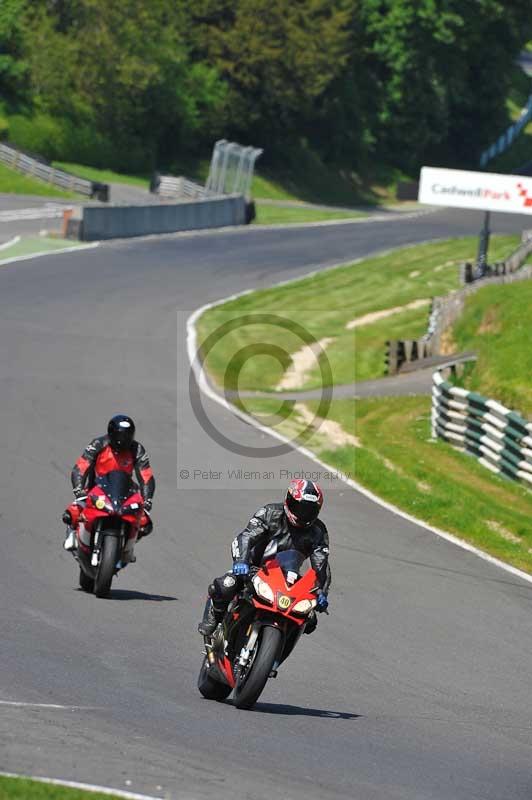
[91,521,126,569]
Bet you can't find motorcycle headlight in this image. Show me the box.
[292,599,317,615]
[252,575,274,604]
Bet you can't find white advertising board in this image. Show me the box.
[418,166,532,215]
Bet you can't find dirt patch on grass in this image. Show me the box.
[439,326,458,356]
[434,259,461,273]
[485,519,522,544]
[277,337,335,390]
[345,298,430,330]
[477,306,502,335]
[295,403,360,448]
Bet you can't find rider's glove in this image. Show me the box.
[232,562,250,577]
[143,498,152,513]
[73,486,86,501]
[316,591,329,613]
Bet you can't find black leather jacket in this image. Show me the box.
[231,503,331,592]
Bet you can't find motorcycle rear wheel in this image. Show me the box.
[233,625,281,710]
[197,657,232,701]
[94,535,119,598]
[79,568,95,593]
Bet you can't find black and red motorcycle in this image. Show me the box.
[71,471,144,597]
[198,549,321,709]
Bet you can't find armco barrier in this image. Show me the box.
[432,371,532,487]
[150,174,209,200]
[0,142,109,200]
[75,195,247,241]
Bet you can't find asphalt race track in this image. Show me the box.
[2,208,532,800]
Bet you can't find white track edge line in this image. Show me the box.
[0,241,100,266]
[186,258,532,589]
[0,772,163,800]
[0,700,94,709]
[0,235,20,250]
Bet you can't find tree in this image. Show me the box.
[0,0,29,107]
[21,0,226,166]
[360,0,532,169]
[186,0,352,149]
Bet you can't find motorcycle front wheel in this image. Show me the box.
[233,625,281,710]
[94,534,119,598]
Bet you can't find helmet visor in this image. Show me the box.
[286,493,320,525]
[110,429,134,449]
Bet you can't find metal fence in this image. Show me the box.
[205,140,263,197]
[150,174,208,201]
[480,93,532,167]
[0,142,108,200]
[151,140,262,203]
[432,371,532,487]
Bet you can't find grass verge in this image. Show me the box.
[253,203,366,225]
[0,775,127,800]
[450,280,532,416]
[53,162,149,189]
[237,395,532,573]
[197,235,520,391]
[0,237,86,262]
[0,163,78,199]
[53,147,411,207]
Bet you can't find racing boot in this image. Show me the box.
[304,611,318,635]
[62,510,77,552]
[198,598,225,636]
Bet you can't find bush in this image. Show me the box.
[8,113,67,160]
[0,116,8,141]
[7,112,150,172]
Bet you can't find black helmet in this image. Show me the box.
[108,414,135,451]
[284,479,323,527]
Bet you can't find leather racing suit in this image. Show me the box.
[65,435,155,534]
[199,502,331,634]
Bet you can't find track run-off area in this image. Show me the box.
[1,208,532,800]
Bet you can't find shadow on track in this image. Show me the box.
[251,702,361,719]
[109,590,178,602]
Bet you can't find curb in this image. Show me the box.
[0,235,21,250]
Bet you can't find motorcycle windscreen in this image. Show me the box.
[272,549,308,582]
[95,470,136,512]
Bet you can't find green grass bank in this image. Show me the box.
[0,163,78,199]
[197,236,520,392]
[0,776,127,800]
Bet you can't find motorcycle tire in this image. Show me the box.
[79,568,95,594]
[197,657,232,701]
[94,534,119,598]
[233,625,281,710]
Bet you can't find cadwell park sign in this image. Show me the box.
[418,167,532,215]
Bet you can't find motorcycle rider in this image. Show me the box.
[62,414,155,553]
[198,479,330,636]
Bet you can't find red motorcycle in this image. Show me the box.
[198,549,321,709]
[73,470,144,597]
